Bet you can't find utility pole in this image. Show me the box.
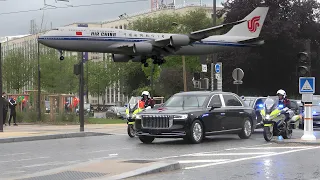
[79,53,85,132]
[182,56,187,91]
[86,62,89,103]
[37,42,41,121]
[211,0,217,91]
[150,63,155,98]
[0,43,3,132]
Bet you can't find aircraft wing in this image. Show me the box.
[111,19,247,55]
[153,19,247,47]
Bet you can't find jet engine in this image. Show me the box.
[133,42,153,54]
[112,54,133,62]
[170,35,190,47]
[112,54,142,63]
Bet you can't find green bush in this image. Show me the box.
[56,112,78,123]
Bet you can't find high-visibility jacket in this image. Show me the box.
[126,100,145,116]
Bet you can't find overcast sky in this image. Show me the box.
[0,0,224,37]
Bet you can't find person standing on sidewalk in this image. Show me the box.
[8,97,17,126]
[2,93,9,126]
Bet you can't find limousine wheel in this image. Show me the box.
[186,120,204,144]
[139,136,155,144]
[238,118,252,139]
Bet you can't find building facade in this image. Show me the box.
[0,3,220,106]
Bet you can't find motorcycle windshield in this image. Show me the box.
[128,97,141,113]
[264,96,280,114]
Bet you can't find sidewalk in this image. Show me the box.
[10,159,180,180]
[274,129,320,145]
[0,124,127,143]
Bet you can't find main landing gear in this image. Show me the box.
[58,50,64,61]
[141,56,166,67]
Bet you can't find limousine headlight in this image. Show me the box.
[174,114,188,120]
[135,114,142,119]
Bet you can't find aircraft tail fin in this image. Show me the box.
[224,7,269,38]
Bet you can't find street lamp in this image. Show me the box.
[37,41,41,121]
[0,43,3,132]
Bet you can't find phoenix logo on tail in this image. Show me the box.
[248,16,261,32]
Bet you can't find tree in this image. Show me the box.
[3,47,35,93]
[39,48,79,93]
[155,67,195,99]
[217,0,320,96]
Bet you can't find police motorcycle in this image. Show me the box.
[260,96,300,141]
[125,96,153,137]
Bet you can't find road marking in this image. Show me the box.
[184,146,320,169]
[188,152,276,156]
[178,159,229,164]
[89,156,116,161]
[0,157,50,163]
[87,148,132,154]
[0,153,27,157]
[155,143,273,160]
[224,143,272,150]
[238,146,316,150]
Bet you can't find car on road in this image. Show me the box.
[242,96,267,128]
[299,97,320,129]
[134,91,257,144]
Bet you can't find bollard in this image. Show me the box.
[301,101,316,140]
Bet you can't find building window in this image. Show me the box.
[124,24,127,29]
[115,26,118,29]
[119,25,122,29]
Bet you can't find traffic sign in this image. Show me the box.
[201,64,207,72]
[232,68,244,81]
[215,63,221,73]
[299,77,315,94]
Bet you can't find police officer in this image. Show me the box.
[2,93,9,126]
[8,98,17,126]
[141,91,155,108]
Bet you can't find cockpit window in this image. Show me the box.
[52,28,59,30]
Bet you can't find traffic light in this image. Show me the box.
[297,52,310,76]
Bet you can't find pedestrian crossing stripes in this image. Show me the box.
[160,145,320,170]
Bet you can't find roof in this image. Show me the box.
[0,34,31,43]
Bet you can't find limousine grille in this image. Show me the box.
[141,115,173,129]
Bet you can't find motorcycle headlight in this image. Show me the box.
[266,115,270,120]
[126,114,130,118]
[174,114,188,119]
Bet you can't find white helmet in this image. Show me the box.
[141,91,150,97]
[276,89,286,98]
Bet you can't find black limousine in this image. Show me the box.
[135,91,257,144]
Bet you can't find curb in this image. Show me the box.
[274,139,320,145]
[105,161,181,180]
[0,132,112,144]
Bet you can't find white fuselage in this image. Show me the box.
[38,27,253,56]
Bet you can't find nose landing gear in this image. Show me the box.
[58,50,64,61]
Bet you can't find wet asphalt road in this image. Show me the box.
[0,129,320,180]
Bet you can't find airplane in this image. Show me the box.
[38,7,269,67]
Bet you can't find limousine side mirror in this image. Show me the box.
[210,104,221,111]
